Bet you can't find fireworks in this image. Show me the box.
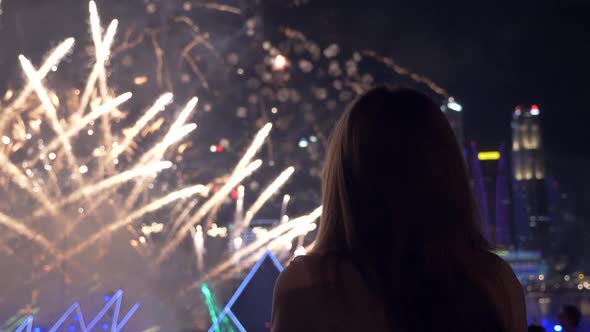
[0,0,449,328]
[0,0,308,300]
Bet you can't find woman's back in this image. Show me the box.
[271,87,527,331]
[272,252,526,332]
[273,254,388,332]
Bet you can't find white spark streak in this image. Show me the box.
[2,38,75,114]
[239,166,295,232]
[76,18,118,116]
[42,92,132,154]
[0,153,56,213]
[64,184,207,259]
[61,161,172,205]
[157,160,264,264]
[111,92,173,159]
[18,55,81,177]
[184,206,322,290]
[0,212,58,256]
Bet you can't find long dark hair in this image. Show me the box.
[313,87,504,331]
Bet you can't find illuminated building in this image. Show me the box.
[441,97,463,147]
[469,143,513,248]
[511,105,549,252]
[496,250,548,284]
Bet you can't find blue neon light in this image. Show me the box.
[13,290,139,332]
[208,250,284,332]
[554,325,563,332]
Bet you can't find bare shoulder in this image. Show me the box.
[478,251,527,331]
[275,254,324,293]
[482,251,522,290]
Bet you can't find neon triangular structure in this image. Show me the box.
[13,290,140,332]
[208,250,283,332]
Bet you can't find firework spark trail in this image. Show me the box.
[39,92,132,156]
[58,97,191,240]
[234,185,245,224]
[0,211,58,257]
[56,161,172,207]
[0,38,75,129]
[181,206,322,293]
[123,98,198,208]
[191,225,205,272]
[138,97,198,164]
[280,194,290,222]
[18,55,83,182]
[168,124,271,233]
[110,92,173,159]
[59,158,177,241]
[174,123,272,233]
[233,123,272,174]
[216,222,317,282]
[63,184,207,260]
[193,2,242,15]
[123,123,197,208]
[66,93,186,234]
[75,19,119,117]
[238,166,295,233]
[362,50,448,97]
[0,153,57,214]
[89,1,109,100]
[89,1,117,166]
[157,160,264,265]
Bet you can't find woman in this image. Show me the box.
[271,87,526,331]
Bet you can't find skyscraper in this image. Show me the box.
[468,144,513,248]
[511,105,549,252]
[441,97,463,147]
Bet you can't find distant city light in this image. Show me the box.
[447,99,462,112]
[530,104,540,116]
[298,138,309,148]
[233,237,243,249]
[206,223,228,238]
[133,75,148,85]
[78,165,89,174]
[554,325,562,332]
[515,106,522,116]
[477,151,501,161]
[272,54,288,71]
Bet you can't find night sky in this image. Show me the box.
[278,0,590,158]
[1,0,589,159]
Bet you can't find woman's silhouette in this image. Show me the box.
[272,87,526,331]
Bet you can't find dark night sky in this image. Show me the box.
[1,0,589,160]
[278,0,590,158]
